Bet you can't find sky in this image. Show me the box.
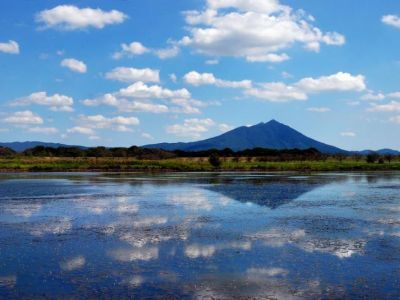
[1,0,400,151]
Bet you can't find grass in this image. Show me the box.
[1,157,400,172]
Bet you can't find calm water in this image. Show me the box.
[0,172,399,299]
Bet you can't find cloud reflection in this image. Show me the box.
[60,256,86,271]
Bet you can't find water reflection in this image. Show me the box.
[0,172,399,298]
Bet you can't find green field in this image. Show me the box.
[1,157,400,172]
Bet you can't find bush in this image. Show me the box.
[366,153,379,164]
[208,153,221,168]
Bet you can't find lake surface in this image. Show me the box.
[0,172,399,299]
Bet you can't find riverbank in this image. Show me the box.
[1,157,400,172]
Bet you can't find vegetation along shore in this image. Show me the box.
[0,145,399,172]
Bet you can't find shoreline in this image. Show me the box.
[1,157,400,173]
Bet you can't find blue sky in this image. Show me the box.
[1,0,400,150]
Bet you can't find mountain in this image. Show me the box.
[0,141,83,152]
[356,149,400,155]
[144,120,346,154]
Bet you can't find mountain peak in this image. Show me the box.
[145,119,346,153]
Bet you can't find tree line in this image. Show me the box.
[0,145,397,164]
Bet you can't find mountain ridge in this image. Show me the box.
[0,141,85,152]
[145,120,346,153]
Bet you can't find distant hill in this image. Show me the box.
[145,120,346,154]
[0,141,84,152]
[355,149,400,155]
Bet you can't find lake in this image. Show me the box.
[0,172,399,299]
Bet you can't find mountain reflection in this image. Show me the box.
[205,175,345,209]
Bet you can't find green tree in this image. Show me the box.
[366,153,379,164]
[208,153,221,168]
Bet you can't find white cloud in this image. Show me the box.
[12,91,74,112]
[77,114,140,132]
[67,126,95,135]
[141,132,154,140]
[218,123,233,132]
[166,118,231,138]
[295,72,366,93]
[167,118,216,138]
[387,92,400,98]
[367,101,400,112]
[245,72,366,102]
[61,58,87,73]
[113,41,179,60]
[112,42,149,59]
[0,40,19,54]
[4,111,43,125]
[180,0,345,62]
[154,46,180,59]
[361,92,385,101]
[60,256,86,271]
[245,82,307,102]
[246,53,290,63]
[82,82,211,114]
[105,67,160,83]
[118,81,191,99]
[382,14,400,29]
[28,127,59,134]
[183,71,252,88]
[36,5,127,30]
[83,93,170,113]
[307,107,331,113]
[340,131,356,137]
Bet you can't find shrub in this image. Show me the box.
[366,153,379,164]
[208,153,221,168]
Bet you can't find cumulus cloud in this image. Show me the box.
[141,132,154,140]
[246,72,366,102]
[245,82,307,102]
[11,91,74,112]
[179,0,345,62]
[4,111,43,125]
[154,46,180,59]
[82,81,213,114]
[246,53,290,63]
[83,93,169,113]
[183,71,252,88]
[112,42,149,59]
[36,5,127,30]
[60,256,86,271]
[307,107,331,113]
[28,127,59,134]
[61,58,87,73]
[295,72,366,93]
[118,81,191,99]
[166,118,231,138]
[167,118,216,138]
[367,101,400,112]
[105,67,160,83]
[382,15,400,29]
[0,40,19,54]
[361,92,385,101]
[76,114,140,132]
[67,126,95,135]
[113,41,179,60]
